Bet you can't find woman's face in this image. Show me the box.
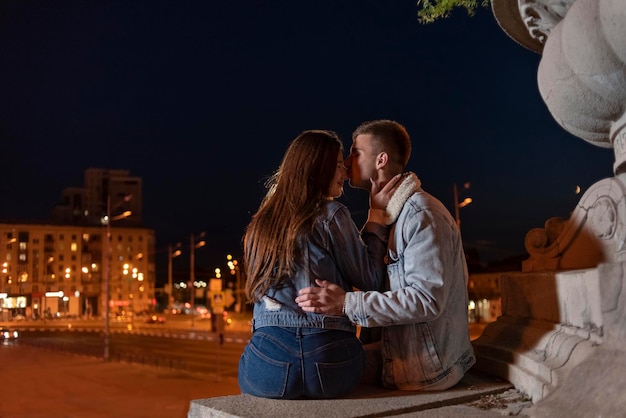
[328,150,348,199]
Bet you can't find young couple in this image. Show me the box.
[237,120,475,399]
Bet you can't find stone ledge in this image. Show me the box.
[187,371,514,418]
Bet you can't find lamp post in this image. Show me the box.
[167,243,182,311]
[103,195,132,362]
[226,255,242,312]
[189,232,206,328]
[103,196,112,362]
[453,182,472,230]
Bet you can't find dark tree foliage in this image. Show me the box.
[417,0,490,23]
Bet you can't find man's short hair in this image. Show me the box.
[353,119,411,169]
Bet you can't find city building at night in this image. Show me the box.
[0,223,155,321]
[0,168,156,321]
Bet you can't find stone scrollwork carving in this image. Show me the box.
[525,228,549,251]
[523,177,626,272]
[587,197,617,240]
[525,217,565,254]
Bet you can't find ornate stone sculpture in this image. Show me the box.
[494,0,626,272]
[473,2,626,415]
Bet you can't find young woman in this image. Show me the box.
[237,129,397,399]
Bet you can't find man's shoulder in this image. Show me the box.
[403,190,450,218]
[406,188,442,207]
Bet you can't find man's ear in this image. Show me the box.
[375,152,388,169]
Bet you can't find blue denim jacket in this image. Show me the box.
[346,186,476,390]
[252,200,388,333]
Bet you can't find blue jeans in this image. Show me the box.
[238,326,365,399]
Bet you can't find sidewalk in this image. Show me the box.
[0,344,240,418]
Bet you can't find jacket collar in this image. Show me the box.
[384,172,421,225]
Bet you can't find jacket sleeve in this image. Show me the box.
[327,204,388,292]
[346,206,460,327]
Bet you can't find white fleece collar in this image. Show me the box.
[384,172,421,225]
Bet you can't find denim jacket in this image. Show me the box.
[346,174,476,390]
[252,200,388,333]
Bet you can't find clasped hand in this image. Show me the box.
[296,279,345,316]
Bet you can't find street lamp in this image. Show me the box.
[167,243,182,311]
[189,232,206,328]
[453,182,472,230]
[103,194,132,362]
[226,255,242,312]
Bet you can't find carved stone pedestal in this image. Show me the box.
[472,268,601,400]
[473,261,626,415]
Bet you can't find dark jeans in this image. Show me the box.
[238,326,365,399]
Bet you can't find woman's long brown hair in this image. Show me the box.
[243,130,343,302]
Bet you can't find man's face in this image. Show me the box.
[345,134,378,190]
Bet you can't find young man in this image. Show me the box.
[296,119,475,391]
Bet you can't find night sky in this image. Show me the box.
[0,1,615,283]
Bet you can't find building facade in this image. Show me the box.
[0,167,157,321]
[51,168,142,227]
[0,223,156,321]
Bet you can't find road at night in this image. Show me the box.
[3,313,251,378]
[15,328,248,379]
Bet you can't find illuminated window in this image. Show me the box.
[71,243,77,252]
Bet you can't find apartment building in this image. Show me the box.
[51,168,142,227]
[0,223,155,320]
[0,168,156,321]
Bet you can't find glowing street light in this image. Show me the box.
[227,254,243,312]
[167,243,182,310]
[453,182,472,230]
[189,232,206,328]
[103,194,132,362]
